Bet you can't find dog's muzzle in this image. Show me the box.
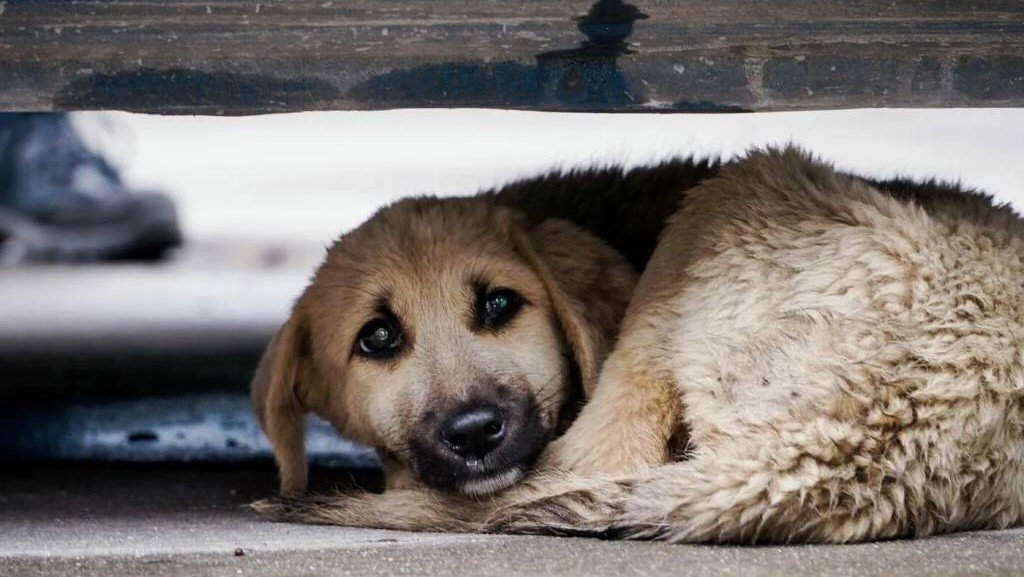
[408,392,548,496]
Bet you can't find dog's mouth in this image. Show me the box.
[406,394,548,496]
[457,465,527,496]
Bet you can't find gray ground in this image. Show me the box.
[2,467,1023,577]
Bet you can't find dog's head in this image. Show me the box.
[252,197,635,496]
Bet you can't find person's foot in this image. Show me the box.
[0,113,182,264]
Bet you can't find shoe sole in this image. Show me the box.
[0,193,183,264]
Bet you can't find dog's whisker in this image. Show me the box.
[534,379,566,407]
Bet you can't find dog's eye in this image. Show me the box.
[356,319,402,358]
[479,288,523,329]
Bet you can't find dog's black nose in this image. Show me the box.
[440,405,506,459]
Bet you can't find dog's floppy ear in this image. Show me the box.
[514,219,637,396]
[251,306,313,496]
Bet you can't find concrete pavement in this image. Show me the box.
[2,466,1023,577]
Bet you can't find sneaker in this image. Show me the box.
[0,113,182,264]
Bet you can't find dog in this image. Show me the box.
[248,176,652,495]
[253,147,1024,543]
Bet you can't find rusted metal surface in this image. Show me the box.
[0,1,1022,113]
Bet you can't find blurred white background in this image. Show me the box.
[85,108,1024,247]
[11,108,1016,343]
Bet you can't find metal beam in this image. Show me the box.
[2,0,1023,114]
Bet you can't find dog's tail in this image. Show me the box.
[483,462,793,543]
[249,461,889,543]
[484,455,918,544]
[251,452,931,543]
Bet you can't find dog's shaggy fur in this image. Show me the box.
[254,147,1024,543]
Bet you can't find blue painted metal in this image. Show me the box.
[0,393,381,468]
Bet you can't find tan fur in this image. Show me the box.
[251,314,319,495]
[540,350,682,475]
[250,197,636,496]
[254,147,1024,543]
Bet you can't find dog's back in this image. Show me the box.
[489,158,719,270]
[492,147,1024,542]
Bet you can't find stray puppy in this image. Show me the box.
[249,189,645,496]
[255,147,1024,543]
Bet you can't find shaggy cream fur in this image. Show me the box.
[254,147,1024,543]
